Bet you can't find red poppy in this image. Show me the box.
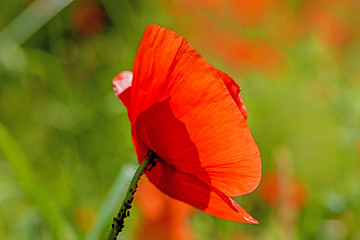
[135,177,196,240]
[305,9,351,49]
[209,28,285,76]
[113,25,261,223]
[71,1,107,36]
[229,0,278,26]
[73,205,97,232]
[258,171,307,210]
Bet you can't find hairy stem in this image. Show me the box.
[107,151,156,240]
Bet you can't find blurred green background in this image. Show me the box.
[1,0,360,239]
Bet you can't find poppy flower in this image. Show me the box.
[229,0,277,26]
[135,177,196,240]
[113,24,261,223]
[304,9,351,49]
[209,28,285,76]
[258,171,307,210]
[71,1,107,36]
[73,205,97,232]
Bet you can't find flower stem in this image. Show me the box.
[107,151,156,240]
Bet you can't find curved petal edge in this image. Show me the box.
[113,71,133,110]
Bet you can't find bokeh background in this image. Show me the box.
[1,0,360,239]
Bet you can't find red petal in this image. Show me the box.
[133,99,200,167]
[112,71,132,110]
[213,68,248,119]
[131,25,261,198]
[146,160,258,223]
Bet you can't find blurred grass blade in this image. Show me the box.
[0,122,76,240]
[0,0,73,71]
[85,164,137,240]
[0,0,73,45]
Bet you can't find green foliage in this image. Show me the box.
[1,0,360,239]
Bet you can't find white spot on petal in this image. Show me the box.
[113,71,133,96]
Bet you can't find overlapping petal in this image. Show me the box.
[113,71,132,110]
[146,158,258,223]
[213,68,248,119]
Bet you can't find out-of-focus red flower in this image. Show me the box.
[113,25,261,223]
[161,0,222,16]
[135,177,196,240]
[268,13,307,47]
[185,18,285,76]
[160,0,287,76]
[229,0,278,26]
[164,0,279,26]
[71,1,107,36]
[258,171,307,210]
[210,28,285,76]
[229,232,249,240]
[305,10,351,49]
[73,205,97,232]
[299,0,360,50]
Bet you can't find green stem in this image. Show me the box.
[107,151,156,240]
